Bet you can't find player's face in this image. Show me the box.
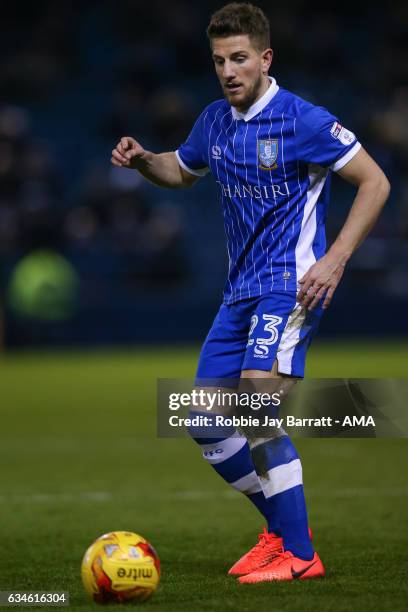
[211,35,272,112]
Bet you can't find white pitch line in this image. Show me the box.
[0,490,238,504]
[0,491,112,503]
[0,487,406,504]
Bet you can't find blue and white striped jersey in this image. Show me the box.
[176,78,361,305]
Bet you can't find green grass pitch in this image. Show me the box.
[0,342,407,611]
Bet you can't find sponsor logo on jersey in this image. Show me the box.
[258,139,278,170]
[254,345,269,358]
[216,180,291,199]
[330,122,342,138]
[338,127,355,145]
[330,122,356,146]
[211,145,222,160]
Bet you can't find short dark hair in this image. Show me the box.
[207,2,270,52]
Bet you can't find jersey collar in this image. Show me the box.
[231,77,279,122]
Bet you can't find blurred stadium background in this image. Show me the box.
[0,0,407,347]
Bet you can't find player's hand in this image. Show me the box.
[111,136,147,169]
[297,253,347,310]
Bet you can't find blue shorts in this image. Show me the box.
[196,293,323,381]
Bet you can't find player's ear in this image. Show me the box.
[261,48,273,74]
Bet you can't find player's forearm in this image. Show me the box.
[134,151,186,189]
[327,174,390,265]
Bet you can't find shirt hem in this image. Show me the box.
[223,285,299,305]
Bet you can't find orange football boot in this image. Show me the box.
[228,527,313,576]
[228,527,283,576]
[238,550,325,583]
[228,528,283,576]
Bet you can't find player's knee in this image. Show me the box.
[187,410,235,446]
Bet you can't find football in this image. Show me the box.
[81,531,160,604]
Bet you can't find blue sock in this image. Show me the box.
[188,411,281,535]
[250,435,314,560]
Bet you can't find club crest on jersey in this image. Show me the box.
[258,139,278,170]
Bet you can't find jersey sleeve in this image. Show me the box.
[295,105,361,171]
[175,110,210,177]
